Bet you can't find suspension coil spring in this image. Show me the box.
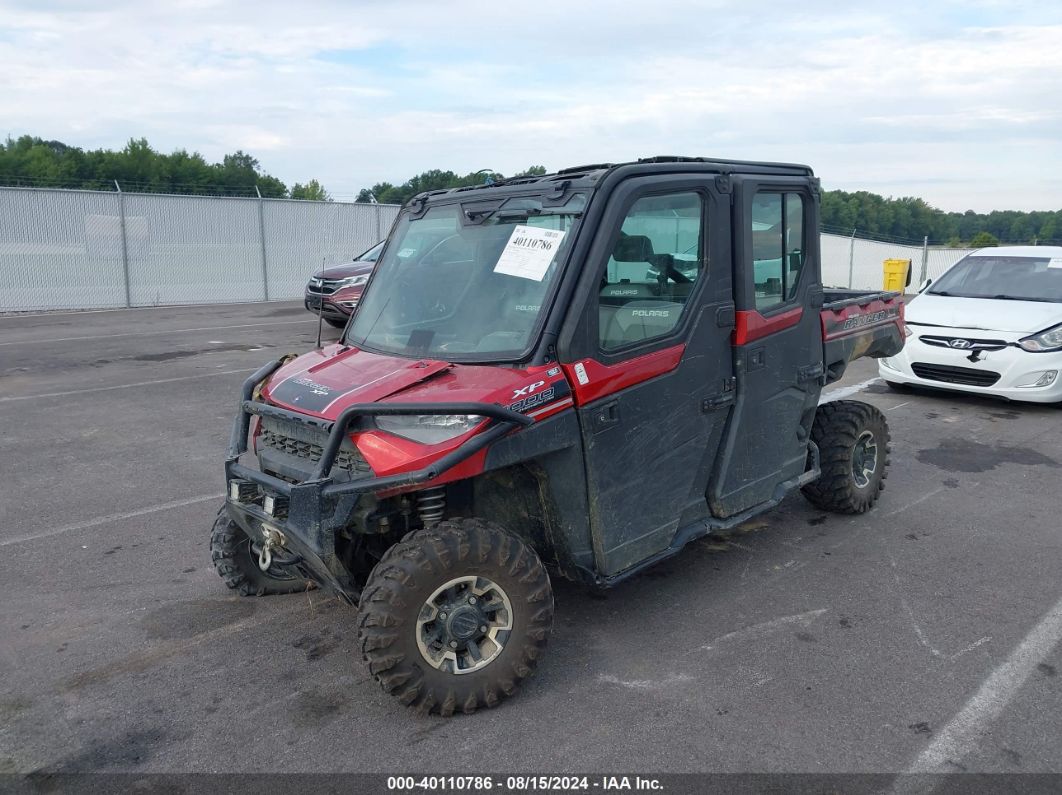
[415,487,446,526]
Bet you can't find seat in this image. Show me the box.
[612,234,655,263]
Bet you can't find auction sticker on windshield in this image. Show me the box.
[493,225,565,281]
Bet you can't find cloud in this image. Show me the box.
[0,0,1060,211]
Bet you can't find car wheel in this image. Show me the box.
[801,400,890,514]
[358,518,553,716]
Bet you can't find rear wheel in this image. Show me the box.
[358,518,553,716]
[209,510,312,596]
[801,400,890,514]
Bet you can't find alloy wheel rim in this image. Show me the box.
[852,430,878,489]
[416,575,513,675]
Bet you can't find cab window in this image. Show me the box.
[598,192,704,350]
[751,192,805,309]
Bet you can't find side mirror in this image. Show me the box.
[918,278,932,293]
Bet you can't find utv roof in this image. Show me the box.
[412,156,815,203]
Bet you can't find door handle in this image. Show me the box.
[702,393,735,411]
[594,401,620,431]
[702,377,737,411]
[797,362,825,384]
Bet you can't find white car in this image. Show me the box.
[879,245,1062,404]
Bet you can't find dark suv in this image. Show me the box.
[304,241,383,328]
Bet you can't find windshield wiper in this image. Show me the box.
[494,208,582,221]
[465,206,582,224]
[930,290,1059,302]
[990,294,1058,303]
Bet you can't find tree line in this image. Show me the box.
[0,136,327,200]
[820,190,1060,247]
[2,136,1058,245]
[354,166,547,204]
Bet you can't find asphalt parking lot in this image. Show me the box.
[1,301,1060,778]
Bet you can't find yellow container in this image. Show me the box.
[883,258,911,291]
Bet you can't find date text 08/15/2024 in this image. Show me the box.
[386,776,664,791]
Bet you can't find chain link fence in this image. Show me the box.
[0,186,399,311]
[0,184,977,312]
[821,232,973,291]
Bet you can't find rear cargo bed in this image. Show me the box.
[820,289,905,383]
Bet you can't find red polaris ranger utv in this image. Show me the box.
[213,157,905,715]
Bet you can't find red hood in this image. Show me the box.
[260,346,574,482]
[261,346,571,422]
[312,260,374,280]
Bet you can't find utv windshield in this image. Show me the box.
[346,193,585,360]
[929,255,1062,302]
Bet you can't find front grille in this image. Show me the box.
[911,363,1001,387]
[258,417,372,477]
[919,335,1010,352]
[307,279,344,296]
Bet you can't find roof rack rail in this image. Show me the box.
[637,155,707,164]
[556,163,613,175]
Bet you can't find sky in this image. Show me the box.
[1,0,1060,212]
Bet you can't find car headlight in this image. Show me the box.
[1018,323,1062,352]
[335,274,369,288]
[375,414,483,444]
[904,324,913,338]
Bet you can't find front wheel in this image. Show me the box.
[358,518,553,716]
[801,400,890,514]
[325,317,348,329]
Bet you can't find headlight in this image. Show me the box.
[1019,323,1062,352]
[335,274,369,288]
[904,324,913,338]
[375,414,483,444]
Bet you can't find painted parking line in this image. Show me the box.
[0,318,312,347]
[0,367,256,403]
[883,486,949,518]
[820,376,882,402]
[1,493,225,547]
[695,609,829,652]
[0,299,301,321]
[902,592,1062,776]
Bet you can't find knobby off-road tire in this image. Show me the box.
[801,399,890,514]
[209,510,312,597]
[358,518,554,716]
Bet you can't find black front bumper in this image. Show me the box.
[224,360,532,602]
[304,294,350,321]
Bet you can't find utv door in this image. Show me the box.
[709,178,823,516]
[557,176,735,578]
